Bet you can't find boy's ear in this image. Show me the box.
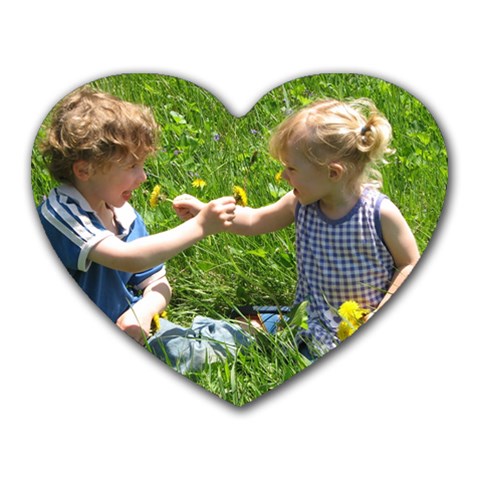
[72,160,91,181]
[328,162,345,181]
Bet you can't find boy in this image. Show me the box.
[38,86,237,347]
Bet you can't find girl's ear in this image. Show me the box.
[72,161,91,181]
[328,162,345,181]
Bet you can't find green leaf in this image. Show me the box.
[169,110,187,124]
[417,132,431,145]
[245,248,267,258]
[288,301,309,330]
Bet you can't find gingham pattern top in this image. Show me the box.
[294,188,395,349]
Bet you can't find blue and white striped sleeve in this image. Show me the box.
[38,189,113,272]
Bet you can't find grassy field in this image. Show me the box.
[31,73,448,405]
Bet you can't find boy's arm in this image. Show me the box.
[376,199,420,311]
[88,196,236,273]
[116,275,172,345]
[173,191,297,236]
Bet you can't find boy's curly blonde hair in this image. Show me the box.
[269,98,393,191]
[41,86,160,184]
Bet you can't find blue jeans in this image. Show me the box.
[147,317,253,374]
[147,309,325,373]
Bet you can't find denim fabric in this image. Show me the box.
[147,317,253,374]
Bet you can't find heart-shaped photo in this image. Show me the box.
[31,73,447,406]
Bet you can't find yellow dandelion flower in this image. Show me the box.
[192,178,207,189]
[337,319,358,342]
[151,313,161,334]
[149,185,162,208]
[233,185,248,206]
[275,170,283,183]
[338,300,369,326]
[150,311,167,335]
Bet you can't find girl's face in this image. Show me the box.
[77,156,147,210]
[281,142,335,205]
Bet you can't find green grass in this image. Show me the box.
[31,73,448,406]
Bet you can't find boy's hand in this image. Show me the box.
[172,194,206,221]
[196,196,236,235]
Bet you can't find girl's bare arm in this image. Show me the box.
[377,199,420,310]
[173,191,297,236]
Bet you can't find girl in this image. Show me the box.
[173,98,420,357]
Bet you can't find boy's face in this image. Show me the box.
[75,156,147,209]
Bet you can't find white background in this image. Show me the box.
[2,1,479,478]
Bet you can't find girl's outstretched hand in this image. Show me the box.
[172,194,206,221]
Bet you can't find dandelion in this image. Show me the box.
[149,185,162,208]
[338,300,369,324]
[275,170,283,183]
[150,311,167,335]
[151,313,161,333]
[233,185,248,207]
[336,300,370,342]
[337,319,357,342]
[192,178,207,189]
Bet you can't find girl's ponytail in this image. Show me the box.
[355,106,393,162]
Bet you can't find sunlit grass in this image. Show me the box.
[30,73,448,405]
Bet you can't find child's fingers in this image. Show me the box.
[216,197,237,221]
[176,210,194,221]
[215,196,236,205]
[173,194,195,203]
[172,194,206,220]
[172,194,198,209]
[222,204,236,225]
[213,197,237,218]
[205,198,235,220]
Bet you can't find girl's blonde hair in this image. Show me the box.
[269,98,393,190]
[41,86,160,184]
